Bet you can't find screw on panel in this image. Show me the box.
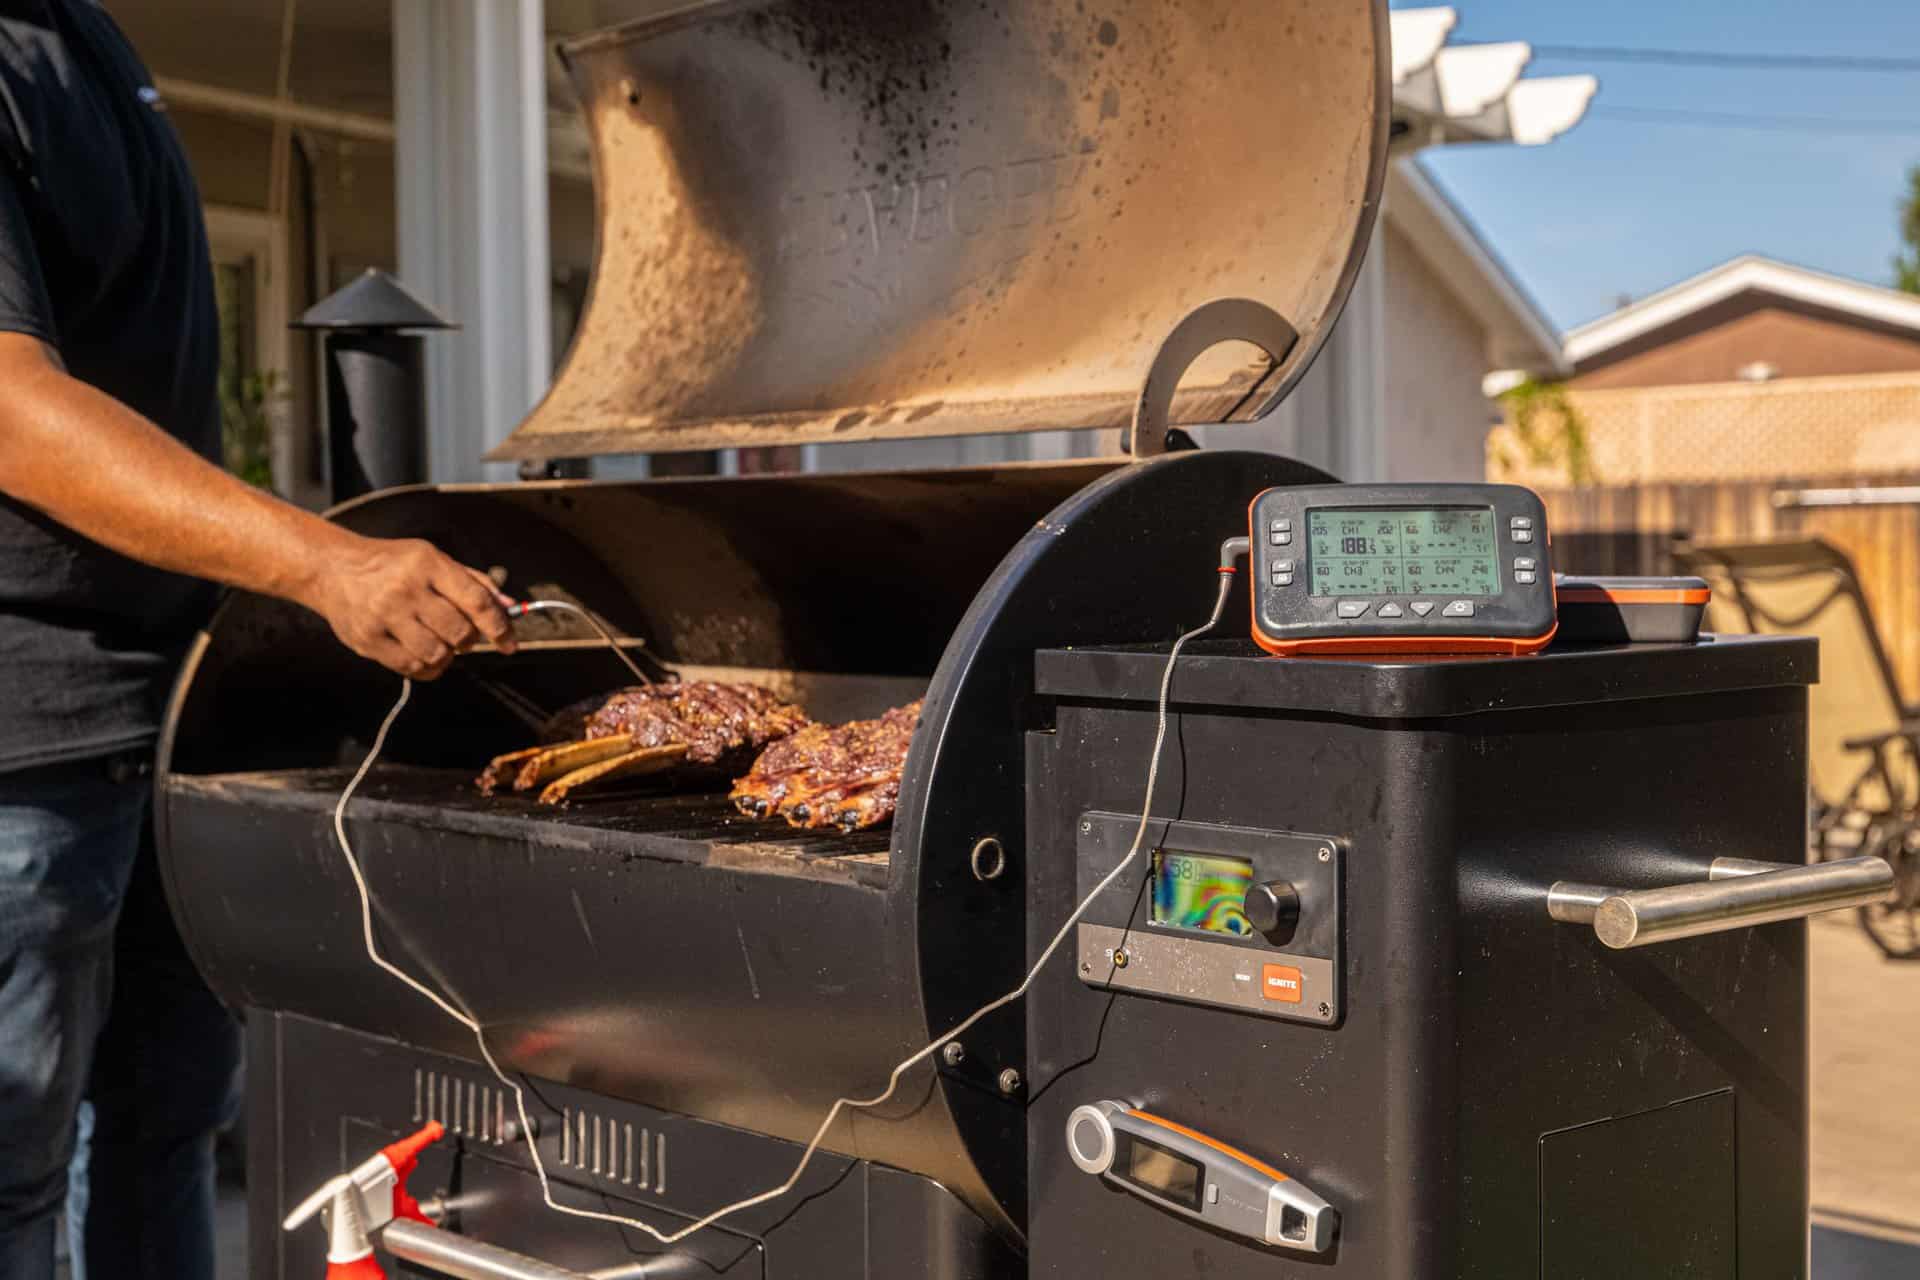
[1111,949,1129,968]
[998,1069,1024,1096]
[501,1114,543,1144]
[1318,847,1332,862]
[1318,1002,1331,1017]
[1080,820,1093,833]
[942,1041,967,1067]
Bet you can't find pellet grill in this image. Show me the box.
[158,3,1850,1277]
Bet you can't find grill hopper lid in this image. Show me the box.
[492,0,1387,462]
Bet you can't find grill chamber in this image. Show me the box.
[156,452,1332,1244]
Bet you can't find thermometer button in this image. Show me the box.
[1066,1103,1120,1175]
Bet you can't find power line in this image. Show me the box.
[1588,104,1920,136]
[1525,44,1920,73]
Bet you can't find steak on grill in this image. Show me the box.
[478,681,812,804]
[731,701,922,832]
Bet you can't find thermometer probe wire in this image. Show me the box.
[328,571,1235,1246]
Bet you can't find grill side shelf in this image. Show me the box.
[167,767,890,889]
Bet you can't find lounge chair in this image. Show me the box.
[1676,537,1919,958]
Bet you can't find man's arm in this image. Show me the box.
[0,333,515,679]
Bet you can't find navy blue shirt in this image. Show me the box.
[0,0,220,770]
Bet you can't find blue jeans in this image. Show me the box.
[0,757,240,1280]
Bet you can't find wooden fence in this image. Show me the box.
[1538,475,1920,697]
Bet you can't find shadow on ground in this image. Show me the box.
[1814,1225,1920,1277]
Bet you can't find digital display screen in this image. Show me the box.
[1308,507,1500,597]
[1151,851,1254,937]
[1125,1138,1203,1208]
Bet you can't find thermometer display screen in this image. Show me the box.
[1308,507,1500,597]
[1123,1137,1204,1209]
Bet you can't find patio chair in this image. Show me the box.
[1675,537,1919,958]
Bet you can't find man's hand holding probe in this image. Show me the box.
[0,333,515,679]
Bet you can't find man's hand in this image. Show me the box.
[0,333,518,681]
[297,535,518,680]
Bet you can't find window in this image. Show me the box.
[203,207,287,489]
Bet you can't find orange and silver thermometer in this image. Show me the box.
[1248,482,1557,657]
[1066,1101,1338,1254]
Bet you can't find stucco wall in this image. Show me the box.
[1380,223,1495,482]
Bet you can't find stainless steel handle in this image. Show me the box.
[381,1220,703,1280]
[1547,856,1893,949]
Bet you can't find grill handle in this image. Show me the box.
[1547,856,1893,949]
[381,1220,703,1280]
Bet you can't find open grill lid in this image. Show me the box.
[489,0,1388,462]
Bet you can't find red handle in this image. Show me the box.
[380,1121,445,1226]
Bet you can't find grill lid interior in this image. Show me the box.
[490,0,1388,461]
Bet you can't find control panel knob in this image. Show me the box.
[1243,881,1301,941]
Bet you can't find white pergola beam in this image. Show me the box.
[1505,76,1601,147]
[1434,42,1532,119]
[1390,7,1457,85]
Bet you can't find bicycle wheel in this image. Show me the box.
[1859,821,1920,960]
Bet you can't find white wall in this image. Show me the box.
[1380,222,1500,482]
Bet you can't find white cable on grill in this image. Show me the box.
[330,571,1235,1247]
[508,598,653,686]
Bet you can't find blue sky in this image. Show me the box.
[1404,0,1920,333]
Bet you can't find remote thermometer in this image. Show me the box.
[1247,482,1557,656]
[1066,1101,1338,1254]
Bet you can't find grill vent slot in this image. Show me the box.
[413,1068,506,1146]
[410,1070,668,1188]
[560,1106,666,1192]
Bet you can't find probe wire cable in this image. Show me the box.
[505,598,654,686]
[329,571,1235,1247]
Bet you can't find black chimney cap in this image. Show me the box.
[293,268,456,332]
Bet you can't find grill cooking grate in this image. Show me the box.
[171,765,892,885]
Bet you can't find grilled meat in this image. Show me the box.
[731,701,921,832]
[478,681,811,804]
[580,682,811,760]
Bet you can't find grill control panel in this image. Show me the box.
[1248,481,1557,656]
[1074,813,1342,1025]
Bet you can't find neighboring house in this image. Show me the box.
[1566,256,1920,390]
[1497,258,1920,486]
[108,1,1588,496]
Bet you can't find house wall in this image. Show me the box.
[1379,222,1497,483]
[172,112,398,277]
[1572,301,1920,390]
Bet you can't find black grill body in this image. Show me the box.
[157,450,1821,1278]
[1025,636,1816,1278]
[157,452,1333,1277]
